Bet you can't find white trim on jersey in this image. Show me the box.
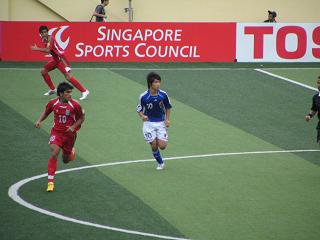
[159,90,172,106]
[53,99,60,106]
[137,91,148,112]
[139,91,148,99]
[68,101,74,109]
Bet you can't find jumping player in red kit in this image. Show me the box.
[30,25,90,100]
[35,82,85,192]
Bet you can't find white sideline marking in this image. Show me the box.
[0,67,250,71]
[255,68,317,91]
[1,67,319,71]
[8,149,320,240]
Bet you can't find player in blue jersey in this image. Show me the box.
[136,72,172,170]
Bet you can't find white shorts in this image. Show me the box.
[142,121,168,143]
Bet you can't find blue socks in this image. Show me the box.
[153,149,163,164]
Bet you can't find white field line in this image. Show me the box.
[0,67,250,71]
[255,68,317,91]
[0,67,319,71]
[8,149,320,240]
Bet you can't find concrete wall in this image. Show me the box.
[0,0,64,21]
[0,0,319,22]
[136,0,320,22]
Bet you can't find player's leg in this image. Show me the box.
[61,133,77,163]
[42,61,57,95]
[65,72,90,100]
[157,139,167,150]
[150,140,165,169]
[47,130,62,192]
[57,61,90,100]
[156,121,168,150]
[143,122,164,170]
[154,122,169,170]
[47,144,61,192]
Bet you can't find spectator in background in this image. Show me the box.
[264,10,277,22]
[92,0,109,22]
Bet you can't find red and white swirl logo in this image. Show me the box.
[48,25,70,52]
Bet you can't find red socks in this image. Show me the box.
[42,72,86,93]
[42,73,55,90]
[48,156,57,183]
[69,77,86,93]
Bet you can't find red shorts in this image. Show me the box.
[49,129,77,155]
[44,59,70,74]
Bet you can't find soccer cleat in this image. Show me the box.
[65,66,72,72]
[156,163,165,170]
[46,182,54,192]
[44,89,56,96]
[79,90,90,100]
[69,147,76,161]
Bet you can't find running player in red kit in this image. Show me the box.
[30,25,90,100]
[35,82,85,192]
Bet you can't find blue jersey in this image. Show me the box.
[136,89,172,122]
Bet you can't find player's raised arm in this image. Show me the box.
[30,43,50,53]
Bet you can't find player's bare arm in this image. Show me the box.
[138,111,149,121]
[165,109,171,127]
[35,110,50,128]
[30,44,50,53]
[305,110,317,122]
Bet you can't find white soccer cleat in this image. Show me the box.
[156,163,165,170]
[65,66,72,72]
[79,90,90,100]
[44,89,56,96]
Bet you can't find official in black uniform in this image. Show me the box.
[305,76,320,143]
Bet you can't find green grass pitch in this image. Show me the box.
[1,62,320,240]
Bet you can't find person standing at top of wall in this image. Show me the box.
[92,0,110,22]
[264,10,277,22]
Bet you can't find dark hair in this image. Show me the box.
[147,72,161,89]
[268,10,277,18]
[57,82,74,96]
[101,0,108,4]
[39,25,49,34]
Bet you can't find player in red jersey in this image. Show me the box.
[35,82,85,192]
[30,25,90,100]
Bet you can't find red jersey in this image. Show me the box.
[43,35,71,67]
[45,98,84,133]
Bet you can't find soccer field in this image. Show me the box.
[1,62,320,240]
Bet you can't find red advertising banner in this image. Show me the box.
[0,22,236,62]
